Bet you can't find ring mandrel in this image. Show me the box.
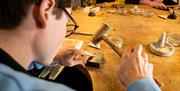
[149,32,175,57]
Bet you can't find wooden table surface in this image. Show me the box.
[68,5,180,91]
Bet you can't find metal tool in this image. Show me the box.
[149,32,175,57]
[89,23,123,57]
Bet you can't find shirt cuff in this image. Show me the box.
[127,77,161,91]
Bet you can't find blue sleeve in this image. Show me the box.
[127,77,161,91]
[0,64,74,91]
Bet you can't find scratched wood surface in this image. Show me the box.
[68,5,180,91]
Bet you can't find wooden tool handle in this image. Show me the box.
[103,37,122,57]
[153,77,164,87]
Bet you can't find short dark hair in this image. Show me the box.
[53,0,73,18]
[0,0,73,29]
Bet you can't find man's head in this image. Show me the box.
[0,0,74,66]
[0,0,72,29]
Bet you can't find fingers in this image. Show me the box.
[73,50,94,56]
[142,53,153,77]
[123,45,140,56]
[161,4,167,10]
[71,50,94,66]
[122,46,133,60]
[118,70,128,87]
[124,46,133,54]
[59,46,75,51]
[153,0,163,3]
[62,48,94,57]
[159,3,167,10]
[153,2,166,10]
[71,60,85,66]
[142,53,148,64]
[119,44,155,87]
[148,63,154,74]
[122,45,143,64]
[133,45,143,65]
[144,63,153,78]
[154,3,167,10]
[65,59,86,67]
[133,45,143,56]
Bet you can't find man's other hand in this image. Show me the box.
[119,45,153,87]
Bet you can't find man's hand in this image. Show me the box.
[119,45,153,87]
[153,2,167,10]
[140,0,166,10]
[54,46,93,67]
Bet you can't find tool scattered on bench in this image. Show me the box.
[149,32,175,57]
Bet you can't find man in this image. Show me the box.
[139,0,178,9]
[0,0,161,91]
[125,0,178,10]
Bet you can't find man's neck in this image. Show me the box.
[0,30,34,70]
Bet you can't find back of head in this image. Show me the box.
[0,0,33,29]
[0,0,74,30]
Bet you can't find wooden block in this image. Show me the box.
[85,52,104,68]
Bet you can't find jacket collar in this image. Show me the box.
[0,48,28,74]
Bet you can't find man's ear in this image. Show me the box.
[33,0,55,28]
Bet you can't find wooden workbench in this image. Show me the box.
[68,5,180,91]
